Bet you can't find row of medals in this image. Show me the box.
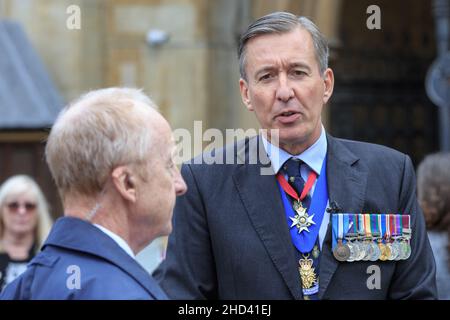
[333,231,412,262]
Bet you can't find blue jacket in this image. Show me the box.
[0,217,168,300]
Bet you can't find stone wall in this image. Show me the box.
[0,0,339,147]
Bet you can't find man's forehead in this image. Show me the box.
[149,115,173,145]
[246,31,314,62]
[246,27,312,48]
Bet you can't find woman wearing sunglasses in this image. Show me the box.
[0,175,53,292]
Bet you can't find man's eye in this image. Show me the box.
[259,73,273,81]
[291,70,306,77]
[167,163,175,175]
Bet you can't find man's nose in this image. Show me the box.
[275,74,294,102]
[174,169,187,196]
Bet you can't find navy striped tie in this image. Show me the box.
[283,158,311,209]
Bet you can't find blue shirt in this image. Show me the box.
[261,126,329,249]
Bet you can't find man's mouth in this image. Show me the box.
[276,111,301,124]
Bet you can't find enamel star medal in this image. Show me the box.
[291,201,316,233]
[276,169,318,235]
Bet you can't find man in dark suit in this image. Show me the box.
[153,12,437,299]
[1,88,187,299]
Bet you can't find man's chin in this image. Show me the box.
[278,134,309,148]
[159,223,172,237]
[276,132,318,154]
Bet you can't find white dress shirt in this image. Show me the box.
[93,224,135,259]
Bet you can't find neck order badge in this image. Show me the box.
[276,157,329,298]
[277,171,317,233]
[276,157,328,254]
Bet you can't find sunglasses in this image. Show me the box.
[6,201,37,212]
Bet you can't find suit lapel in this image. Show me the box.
[233,136,302,300]
[318,135,368,299]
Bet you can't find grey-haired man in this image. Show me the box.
[154,12,437,300]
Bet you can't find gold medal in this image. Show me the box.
[298,254,318,289]
[378,242,391,261]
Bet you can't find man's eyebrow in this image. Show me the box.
[254,62,312,78]
[254,66,277,78]
[289,62,312,72]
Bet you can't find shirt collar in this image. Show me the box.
[262,125,327,174]
[93,224,136,259]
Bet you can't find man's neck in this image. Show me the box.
[278,142,312,155]
[267,126,323,156]
[64,191,158,255]
[66,199,148,255]
[92,215,133,248]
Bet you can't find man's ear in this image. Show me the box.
[111,166,137,203]
[239,78,253,111]
[322,68,335,104]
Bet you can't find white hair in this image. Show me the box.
[45,87,159,199]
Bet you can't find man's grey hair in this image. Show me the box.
[45,87,158,200]
[238,12,329,80]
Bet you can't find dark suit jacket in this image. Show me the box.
[154,134,437,299]
[1,217,168,300]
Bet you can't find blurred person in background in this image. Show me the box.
[0,87,186,299]
[0,175,52,292]
[417,152,450,300]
